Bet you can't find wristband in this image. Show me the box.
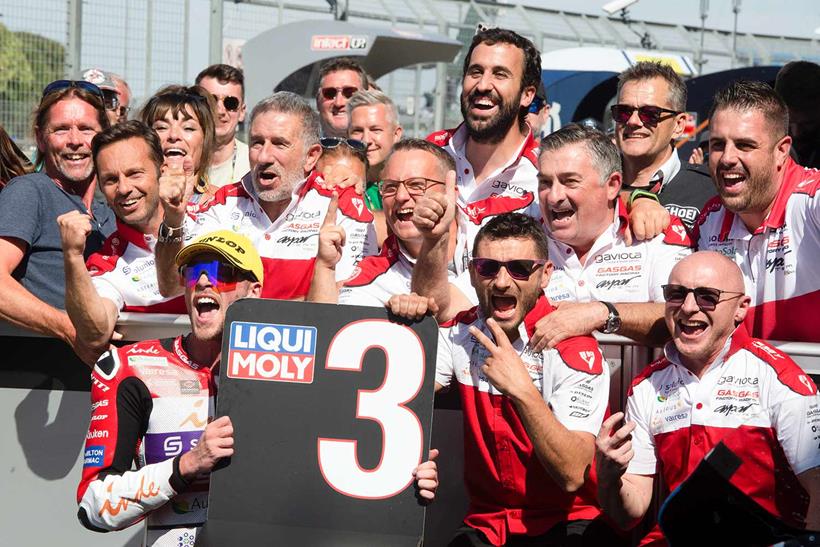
[628,189,660,208]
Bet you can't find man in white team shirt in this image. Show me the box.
[426,27,542,273]
[596,251,820,546]
[412,124,692,349]
[693,80,820,342]
[59,121,186,365]
[307,138,458,307]
[154,91,376,301]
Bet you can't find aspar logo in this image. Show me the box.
[228,322,317,383]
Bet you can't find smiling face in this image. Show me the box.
[248,109,320,203]
[708,108,790,217]
[665,252,750,373]
[460,42,534,144]
[470,236,551,338]
[36,97,103,187]
[96,137,161,231]
[348,103,402,178]
[197,76,245,143]
[538,142,621,258]
[615,77,686,163]
[151,106,205,174]
[317,69,363,137]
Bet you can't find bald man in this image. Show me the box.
[595,251,820,545]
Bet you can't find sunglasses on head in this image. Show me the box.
[320,86,358,101]
[610,104,681,126]
[661,284,744,311]
[215,95,241,112]
[42,80,105,107]
[180,259,250,291]
[378,177,445,197]
[320,137,367,152]
[471,258,547,281]
[528,96,545,114]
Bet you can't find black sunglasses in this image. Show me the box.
[611,104,681,126]
[320,137,367,152]
[42,80,105,107]
[662,284,745,311]
[215,95,241,112]
[471,258,547,281]
[320,86,358,101]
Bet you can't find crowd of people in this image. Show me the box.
[0,25,818,547]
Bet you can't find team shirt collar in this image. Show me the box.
[662,324,750,377]
[650,147,682,189]
[114,218,154,252]
[451,123,539,171]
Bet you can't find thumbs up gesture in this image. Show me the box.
[159,156,196,227]
[413,169,456,241]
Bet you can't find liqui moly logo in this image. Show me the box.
[227,322,317,383]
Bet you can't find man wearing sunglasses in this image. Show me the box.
[196,64,250,188]
[524,81,550,143]
[0,80,115,352]
[613,62,715,237]
[693,80,820,343]
[426,213,619,546]
[155,92,376,301]
[59,121,187,365]
[81,68,132,126]
[315,57,367,138]
[427,28,543,273]
[77,229,263,545]
[308,139,458,307]
[596,251,820,544]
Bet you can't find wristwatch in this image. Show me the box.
[157,222,184,244]
[600,301,622,334]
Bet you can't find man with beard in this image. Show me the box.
[0,80,115,348]
[77,230,263,545]
[693,80,820,342]
[60,121,186,366]
[316,57,368,138]
[154,92,376,301]
[596,251,820,545]
[196,64,251,187]
[427,28,542,273]
[420,213,619,546]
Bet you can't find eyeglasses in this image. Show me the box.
[610,104,681,126]
[42,80,105,108]
[528,96,545,114]
[378,177,445,197]
[214,95,241,112]
[180,259,250,291]
[320,86,358,101]
[470,258,547,281]
[100,88,120,112]
[320,137,367,152]
[661,284,745,311]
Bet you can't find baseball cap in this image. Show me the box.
[80,68,118,91]
[175,230,264,284]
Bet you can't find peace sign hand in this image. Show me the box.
[469,318,535,399]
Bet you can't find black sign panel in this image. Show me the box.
[199,299,438,546]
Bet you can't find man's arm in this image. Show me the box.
[0,236,76,344]
[307,193,343,304]
[530,301,669,351]
[470,318,593,492]
[797,467,820,530]
[155,158,195,298]
[59,212,118,364]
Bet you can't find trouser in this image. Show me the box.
[447,519,628,547]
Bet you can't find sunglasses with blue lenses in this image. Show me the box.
[42,80,106,107]
[528,96,545,114]
[180,259,249,290]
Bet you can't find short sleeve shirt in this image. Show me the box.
[0,172,115,309]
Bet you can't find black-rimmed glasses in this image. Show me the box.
[378,177,445,197]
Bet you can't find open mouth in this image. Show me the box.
[549,207,575,226]
[677,319,707,338]
[164,147,187,159]
[395,207,414,223]
[491,294,517,320]
[469,95,497,115]
[719,171,747,193]
[194,295,220,323]
[63,153,89,163]
[258,170,278,184]
[118,197,141,212]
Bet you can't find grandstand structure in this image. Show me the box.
[1,0,818,149]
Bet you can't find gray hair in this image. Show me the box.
[617,61,687,113]
[539,124,621,184]
[249,91,320,148]
[347,89,400,127]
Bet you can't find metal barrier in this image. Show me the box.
[1,314,818,546]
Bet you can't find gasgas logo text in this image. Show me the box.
[227,322,317,383]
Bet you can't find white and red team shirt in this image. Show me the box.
[626,326,820,546]
[86,220,185,313]
[77,337,216,546]
[427,125,542,273]
[546,200,692,304]
[436,297,610,546]
[338,234,457,307]
[693,158,820,342]
[189,171,377,300]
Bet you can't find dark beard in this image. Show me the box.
[461,89,522,145]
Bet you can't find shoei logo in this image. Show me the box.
[198,236,246,255]
[227,322,317,383]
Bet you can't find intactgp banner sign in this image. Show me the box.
[199,299,438,546]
